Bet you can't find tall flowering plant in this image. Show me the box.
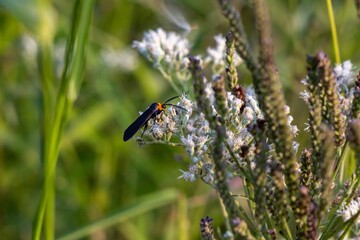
[129,1,360,239]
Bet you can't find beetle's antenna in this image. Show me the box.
[165,103,187,112]
[164,96,180,104]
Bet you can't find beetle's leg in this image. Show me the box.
[141,122,148,137]
[153,110,163,123]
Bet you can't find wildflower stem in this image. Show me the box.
[281,218,293,240]
[218,193,233,238]
[224,141,252,181]
[319,176,358,239]
[140,140,184,147]
[37,26,56,240]
[334,143,350,182]
[338,209,360,240]
[214,125,255,237]
[57,189,180,240]
[158,66,184,95]
[326,0,341,63]
[345,119,360,200]
[264,211,275,239]
[267,163,291,239]
[224,141,255,220]
[243,179,256,219]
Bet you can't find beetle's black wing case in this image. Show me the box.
[123,103,158,141]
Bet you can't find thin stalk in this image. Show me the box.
[218,193,233,239]
[326,0,341,63]
[58,189,179,240]
[224,141,256,222]
[338,209,360,240]
[38,42,56,240]
[334,142,350,182]
[158,67,183,96]
[141,140,184,146]
[264,211,275,239]
[224,141,252,181]
[319,177,358,239]
[242,179,256,222]
[281,218,293,240]
[36,0,56,238]
[177,194,188,240]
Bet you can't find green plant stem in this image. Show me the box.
[158,67,183,96]
[224,141,252,181]
[334,142,350,182]
[32,1,95,239]
[338,209,360,240]
[36,0,56,237]
[319,176,358,239]
[177,193,188,240]
[243,180,255,217]
[142,140,184,146]
[326,0,341,63]
[218,193,233,239]
[38,42,56,240]
[224,141,256,223]
[281,218,293,240]
[264,211,274,239]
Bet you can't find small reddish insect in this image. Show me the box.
[123,96,186,141]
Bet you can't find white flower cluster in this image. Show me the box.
[137,84,264,184]
[336,197,360,225]
[132,28,191,82]
[334,60,356,90]
[334,60,357,115]
[139,95,192,143]
[132,29,298,184]
[179,85,266,184]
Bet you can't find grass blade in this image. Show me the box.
[58,189,180,240]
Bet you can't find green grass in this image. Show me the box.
[57,189,182,240]
[32,1,95,239]
[0,0,359,239]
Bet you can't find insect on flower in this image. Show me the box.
[123,96,187,141]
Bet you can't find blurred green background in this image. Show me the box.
[0,0,359,239]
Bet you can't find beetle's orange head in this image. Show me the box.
[157,103,165,111]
